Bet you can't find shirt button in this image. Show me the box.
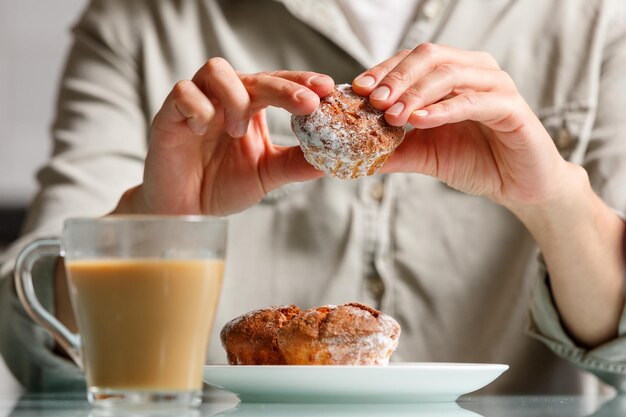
[368,277,385,298]
[420,0,445,21]
[554,123,577,158]
[369,182,385,202]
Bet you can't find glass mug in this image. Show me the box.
[15,216,227,408]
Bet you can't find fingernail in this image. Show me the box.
[231,121,248,138]
[413,109,429,117]
[295,89,317,101]
[386,102,405,116]
[188,117,208,135]
[371,86,390,100]
[197,123,209,135]
[309,75,329,86]
[206,102,215,118]
[354,75,376,88]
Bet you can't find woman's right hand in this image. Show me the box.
[113,58,334,216]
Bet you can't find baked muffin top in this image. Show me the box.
[291,84,405,160]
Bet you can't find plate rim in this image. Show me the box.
[204,362,510,370]
[203,362,510,403]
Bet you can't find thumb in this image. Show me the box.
[250,110,324,191]
[379,128,438,177]
[264,145,325,191]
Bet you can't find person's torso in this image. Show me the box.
[107,0,613,394]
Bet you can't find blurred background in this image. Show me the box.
[0,0,85,396]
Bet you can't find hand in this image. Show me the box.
[352,43,580,212]
[352,44,626,348]
[114,58,333,215]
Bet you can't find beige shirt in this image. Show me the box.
[1,0,626,394]
[336,0,422,62]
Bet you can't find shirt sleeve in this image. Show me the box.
[527,0,626,393]
[0,257,85,392]
[0,0,147,392]
[528,262,626,392]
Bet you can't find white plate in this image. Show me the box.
[213,402,483,417]
[203,362,508,403]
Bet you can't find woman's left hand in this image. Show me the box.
[352,43,582,212]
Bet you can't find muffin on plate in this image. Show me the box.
[276,303,401,366]
[291,84,405,179]
[220,305,301,365]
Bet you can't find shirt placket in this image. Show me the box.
[358,175,387,309]
[399,0,454,49]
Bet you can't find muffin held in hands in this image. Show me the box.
[276,303,401,366]
[291,84,405,179]
[220,305,301,365]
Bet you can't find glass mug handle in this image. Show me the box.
[14,238,82,368]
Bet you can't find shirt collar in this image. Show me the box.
[274,0,375,68]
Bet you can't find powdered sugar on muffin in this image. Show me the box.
[221,302,401,366]
[291,84,405,179]
[276,303,401,365]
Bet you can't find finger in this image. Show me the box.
[250,112,324,191]
[266,71,335,97]
[352,49,412,95]
[384,66,516,126]
[379,129,436,176]
[364,43,501,110]
[408,92,527,134]
[152,80,216,137]
[240,73,323,116]
[263,145,325,191]
[193,57,250,138]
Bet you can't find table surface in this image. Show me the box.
[1,391,624,417]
